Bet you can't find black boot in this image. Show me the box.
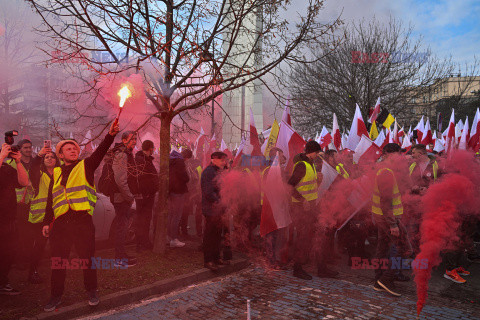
[293,263,312,280]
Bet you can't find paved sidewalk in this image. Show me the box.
[81,266,480,320]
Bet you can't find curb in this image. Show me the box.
[24,258,250,320]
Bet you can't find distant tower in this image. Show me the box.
[221,4,263,147]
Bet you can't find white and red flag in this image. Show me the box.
[248,108,263,156]
[345,104,369,151]
[458,116,470,150]
[421,118,433,145]
[374,129,386,148]
[81,130,93,153]
[318,126,332,149]
[275,121,306,172]
[468,108,480,150]
[445,109,456,153]
[332,113,342,150]
[260,155,292,237]
[317,162,340,199]
[221,139,233,158]
[281,99,292,126]
[401,133,412,151]
[414,116,424,144]
[353,135,382,164]
[368,97,381,123]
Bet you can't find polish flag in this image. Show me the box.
[392,121,399,145]
[455,119,464,141]
[368,97,381,123]
[345,104,369,151]
[445,110,456,153]
[275,121,306,172]
[421,118,433,145]
[414,116,424,144]
[458,116,469,150]
[260,155,292,237]
[81,130,93,153]
[353,135,382,164]
[194,128,209,166]
[318,162,340,199]
[434,134,445,153]
[332,113,342,150]
[401,134,412,151]
[221,139,233,159]
[281,99,292,126]
[469,109,480,151]
[318,126,332,149]
[374,129,386,148]
[249,108,263,156]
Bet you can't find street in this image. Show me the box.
[80,263,480,320]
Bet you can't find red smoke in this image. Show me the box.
[414,151,480,315]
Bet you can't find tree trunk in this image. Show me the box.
[153,114,172,254]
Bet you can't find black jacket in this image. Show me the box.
[169,151,189,194]
[135,150,158,196]
[201,163,223,216]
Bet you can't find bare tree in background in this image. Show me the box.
[287,17,456,137]
[27,0,341,253]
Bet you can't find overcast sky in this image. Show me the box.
[311,0,480,66]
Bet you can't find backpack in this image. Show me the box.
[97,150,118,196]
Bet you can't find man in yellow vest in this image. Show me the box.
[409,144,438,193]
[288,140,337,280]
[0,143,29,295]
[372,143,412,297]
[41,120,119,312]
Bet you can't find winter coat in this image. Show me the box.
[201,164,224,217]
[112,143,138,203]
[135,150,159,196]
[168,150,189,194]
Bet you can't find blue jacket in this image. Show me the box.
[201,164,223,216]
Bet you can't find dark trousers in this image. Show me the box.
[0,222,18,287]
[26,222,48,274]
[203,215,223,263]
[444,218,477,270]
[374,219,412,282]
[113,201,132,259]
[292,202,318,266]
[15,203,31,264]
[50,212,97,297]
[135,195,154,247]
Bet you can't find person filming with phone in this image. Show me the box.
[0,137,29,295]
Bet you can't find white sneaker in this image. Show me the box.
[170,239,185,247]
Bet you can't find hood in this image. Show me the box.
[169,150,183,160]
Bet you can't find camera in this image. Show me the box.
[4,130,19,154]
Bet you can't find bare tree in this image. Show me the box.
[287,17,456,137]
[27,0,341,253]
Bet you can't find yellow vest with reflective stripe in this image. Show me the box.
[372,168,403,216]
[28,172,50,224]
[336,163,350,179]
[52,160,97,219]
[195,166,202,180]
[409,161,438,181]
[292,161,318,202]
[8,160,34,204]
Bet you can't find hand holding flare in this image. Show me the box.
[117,85,132,119]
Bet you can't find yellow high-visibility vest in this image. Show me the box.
[292,161,318,203]
[8,160,34,204]
[336,163,350,179]
[28,172,50,224]
[195,165,202,180]
[409,161,438,181]
[52,160,97,219]
[372,168,403,216]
